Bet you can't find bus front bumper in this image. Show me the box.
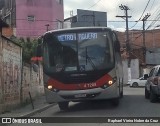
[45,84,120,103]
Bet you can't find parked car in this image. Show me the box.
[128,76,148,87]
[145,65,160,103]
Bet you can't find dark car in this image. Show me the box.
[145,65,160,103]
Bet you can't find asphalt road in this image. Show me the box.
[32,86,160,117]
[9,86,160,126]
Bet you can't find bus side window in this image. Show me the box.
[156,68,160,76]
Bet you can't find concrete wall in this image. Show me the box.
[22,63,44,103]
[131,59,139,79]
[0,36,44,113]
[0,36,22,113]
[71,9,107,27]
[123,59,139,84]
[122,60,128,84]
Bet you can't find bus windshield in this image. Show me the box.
[43,31,114,73]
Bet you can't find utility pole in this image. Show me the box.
[116,4,132,81]
[142,13,150,64]
[116,4,132,60]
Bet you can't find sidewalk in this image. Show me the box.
[0,95,56,117]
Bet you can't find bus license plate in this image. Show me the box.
[74,94,87,98]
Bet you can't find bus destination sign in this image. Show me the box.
[57,33,97,41]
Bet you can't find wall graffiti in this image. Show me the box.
[0,38,44,114]
[3,48,21,103]
[22,64,44,102]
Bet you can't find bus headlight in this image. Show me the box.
[101,79,115,89]
[102,80,113,89]
[48,85,53,90]
[47,85,59,92]
[108,77,117,85]
[108,80,113,85]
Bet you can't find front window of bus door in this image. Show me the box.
[78,32,112,71]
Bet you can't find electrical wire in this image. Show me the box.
[88,0,102,9]
[149,0,156,11]
[129,0,151,29]
[139,0,151,21]
[11,18,141,23]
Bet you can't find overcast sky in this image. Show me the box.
[64,0,160,31]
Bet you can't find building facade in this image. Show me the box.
[117,29,160,64]
[1,0,64,38]
[0,19,45,113]
[64,9,107,28]
[117,29,160,77]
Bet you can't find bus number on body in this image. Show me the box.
[84,82,97,88]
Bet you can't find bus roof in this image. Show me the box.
[43,27,113,36]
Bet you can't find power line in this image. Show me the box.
[88,0,102,9]
[12,18,160,22]
[9,18,141,23]
[129,0,151,29]
[146,13,160,29]
[138,0,151,21]
[149,0,156,11]
[146,3,160,29]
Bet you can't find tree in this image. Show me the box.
[11,36,38,63]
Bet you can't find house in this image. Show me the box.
[0,19,23,113]
[117,29,160,77]
[1,0,64,38]
[64,9,107,28]
[0,18,45,114]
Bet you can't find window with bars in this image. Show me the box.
[27,15,35,22]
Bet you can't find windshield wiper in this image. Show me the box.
[85,47,97,70]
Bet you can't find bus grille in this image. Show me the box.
[62,74,101,84]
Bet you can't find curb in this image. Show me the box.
[20,103,57,117]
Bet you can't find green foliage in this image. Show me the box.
[11,36,38,63]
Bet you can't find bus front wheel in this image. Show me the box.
[58,102,69,111]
